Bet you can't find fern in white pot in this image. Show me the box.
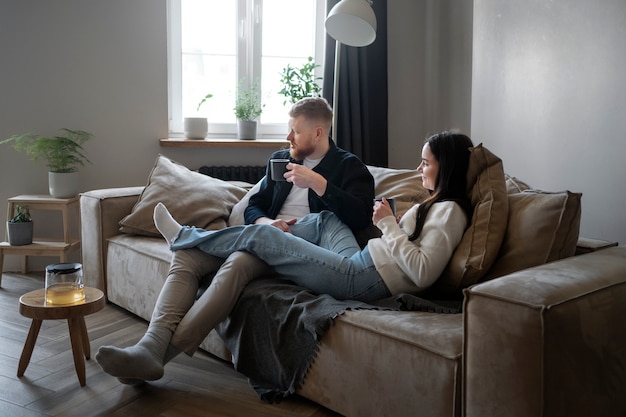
[1,128,93,198]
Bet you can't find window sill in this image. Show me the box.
[160,138,287,149]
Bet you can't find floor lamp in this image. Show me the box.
[325,0,377,141]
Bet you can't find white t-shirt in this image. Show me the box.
[277,157,322,220]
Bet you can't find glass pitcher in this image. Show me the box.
[45,262,85,305]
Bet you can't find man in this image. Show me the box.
[96,97,376,383]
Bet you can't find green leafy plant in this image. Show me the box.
[234,81,264,121]
[9,205,32,223]
[0,128,94,173]
[196,93,213,112]
[278,56,323,106]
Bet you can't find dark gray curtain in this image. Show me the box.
[323,0,388,167]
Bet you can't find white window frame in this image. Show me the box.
[167,0,326,139]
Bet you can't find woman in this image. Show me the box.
[96,131,474,382]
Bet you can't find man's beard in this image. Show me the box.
[289,141,315,161]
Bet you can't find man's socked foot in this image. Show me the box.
[95,345,164,381]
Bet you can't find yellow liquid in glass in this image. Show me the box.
[45,283,85,305]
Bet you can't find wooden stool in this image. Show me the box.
[18,287,105,386]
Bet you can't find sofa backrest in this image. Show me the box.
[228,152,581,296]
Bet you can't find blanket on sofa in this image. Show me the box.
[215,277,461,402]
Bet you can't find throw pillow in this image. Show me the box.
[483,189,582,280]
[435,144,509,295]
[119,155,248,237]
[505,174,531,194]
[367,165,430,219]
[228,179,262,226]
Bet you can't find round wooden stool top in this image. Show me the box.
[19,287,105,319]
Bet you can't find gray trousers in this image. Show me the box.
[149,249,270,356]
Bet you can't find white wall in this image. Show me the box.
[0,0,267,271]
[471,0,626,245]
[388,0,473,169]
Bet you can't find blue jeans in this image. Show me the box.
[171,211,391,302]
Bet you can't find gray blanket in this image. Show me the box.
[215,277,461,403]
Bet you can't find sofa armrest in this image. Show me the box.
[80,187,143,292]
[463,246,626,417]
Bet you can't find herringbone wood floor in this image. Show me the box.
[0,271,341,417]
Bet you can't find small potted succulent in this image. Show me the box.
[234,81,264,140]
[1,128,94,198]
[7,205,33,246]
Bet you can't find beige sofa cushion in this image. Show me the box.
[483,189,582,280]
[505,173,531,193]
[368,165,430,218]
[120,155,248,236]
[228,180,261,226]
[435,144,509,295]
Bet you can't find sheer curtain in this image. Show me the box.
[323,0,388,167]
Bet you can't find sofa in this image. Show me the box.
[80,150,626,417]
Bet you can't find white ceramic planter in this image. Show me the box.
[49,171,79,198]
[184,117,208,139]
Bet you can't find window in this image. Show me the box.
[168,0,326,138]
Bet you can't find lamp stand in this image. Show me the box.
[332,39,341,142]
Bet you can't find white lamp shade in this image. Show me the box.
[325,0,377,47]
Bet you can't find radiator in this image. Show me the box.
[198,165,266,184]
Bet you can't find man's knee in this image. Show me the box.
[170,248,223,279]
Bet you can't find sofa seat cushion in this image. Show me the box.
[337,309,463,358]
[106,234,172,321]
[299,310,463,417]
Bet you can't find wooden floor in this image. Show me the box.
[0,272,342,417]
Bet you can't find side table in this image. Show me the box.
[17,287,105,386]
[0,195,81,284]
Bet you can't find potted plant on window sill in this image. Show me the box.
[0,128,94,198]
[278,56,323,106]
[6,205,33,246]
[184,93,212,139]
[234,82,264,140]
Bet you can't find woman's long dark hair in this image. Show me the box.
[408,131,474,241]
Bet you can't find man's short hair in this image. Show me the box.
[288,97,333,128]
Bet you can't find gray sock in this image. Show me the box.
[116,343,183,385]
[96,326,172,381]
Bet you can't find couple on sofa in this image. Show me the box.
[96,97,475,386]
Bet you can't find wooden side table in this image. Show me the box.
[0,195,81,284]
[18,287,105,386]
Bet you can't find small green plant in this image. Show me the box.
[278,56,323,106]
[234,81,264,121]
[0,128,94,173]
[9,205,32,223]
[196,93,213,112]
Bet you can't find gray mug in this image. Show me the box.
[270,159,289,181]
[374,197,396,216]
